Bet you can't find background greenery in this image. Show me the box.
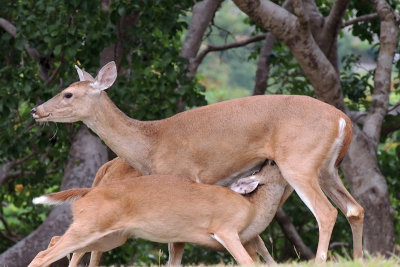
[0,0,399,265]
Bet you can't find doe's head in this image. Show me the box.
[31,61,117,123]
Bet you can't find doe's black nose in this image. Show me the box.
[30,108,36,115]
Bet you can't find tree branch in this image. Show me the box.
[292,0,309,31]
[363,0,399,149]
[3,169,59,183]
[192,34,266,75]
[180,0,223,61]
[0,215,18,242]
[0,18,39,60]
[0,230,19,244]
[253,0,293,96]
[387,101,400,115]
[253,33,276,95]
[319,0,350,59]
[0,17,16,37]
[275,209,315,260]
[324,0,350,34]
[342,13,379,27]
[0,17,43,78]
[44,51,64,86]
[381,114,400,138]
[0,153,37,187]
[178,0,223,110]
[232,0,347,111]
[329,241,349,249]
[0,160,15,187]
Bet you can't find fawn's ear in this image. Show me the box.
[75,65,95,82]
[91,61,117,91]
[230,177,259,194]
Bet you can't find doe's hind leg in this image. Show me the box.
[278,164,338,262]
[319,168,364,259]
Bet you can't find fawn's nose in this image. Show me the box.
[30,108,37,116]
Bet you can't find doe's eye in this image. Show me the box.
[64,92,73,99]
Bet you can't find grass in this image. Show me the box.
[273,256,400,267]
[142,255,400,267]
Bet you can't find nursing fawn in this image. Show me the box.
[30,160,289,266]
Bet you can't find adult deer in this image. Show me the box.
[31,61,364,261]
[29,160,287,267]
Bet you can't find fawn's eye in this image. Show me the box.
[64,92,73,99]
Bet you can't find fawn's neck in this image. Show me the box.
[245,184,283,234]
[83,92,156,174]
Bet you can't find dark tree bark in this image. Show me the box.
[181,0,224,79]
[253,0,292,96]
[253,33,276,96]
[99,12,140,71]
[341,0,399,255]
[275,209,315,260]
[0,126,108,267]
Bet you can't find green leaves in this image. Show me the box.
[340,54,374,105]
[0,0,205,260]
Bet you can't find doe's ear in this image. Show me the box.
[75,65,95,82]
[230,177,259,195]
[91,61,117,91]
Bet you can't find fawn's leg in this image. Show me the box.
[211,231,254,266]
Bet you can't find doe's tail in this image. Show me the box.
[33,188,91,205]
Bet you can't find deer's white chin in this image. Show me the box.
[34,114,51,121]
[43,116,79,123]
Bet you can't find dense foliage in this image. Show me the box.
[0,0,206,264]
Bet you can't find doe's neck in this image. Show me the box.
[83,92,154,174]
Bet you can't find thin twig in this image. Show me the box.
[44,51,64,86]
[275,208,315,260]
[0,214,19,243]
[329,241,349,249]
[387,101,400,114]
[342,13,379,27]
[0,230,19,243]
[0,17,17,37]
[0,214,13,236]
[0,153,36,187]
[193,34,266,69]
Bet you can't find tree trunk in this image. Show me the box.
[341,0,399,255]
[232,0,398,256]
[275,209,315,260]
[0,126,108,267]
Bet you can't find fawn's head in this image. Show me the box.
[31,61,117,123]
[230,160,283,194]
